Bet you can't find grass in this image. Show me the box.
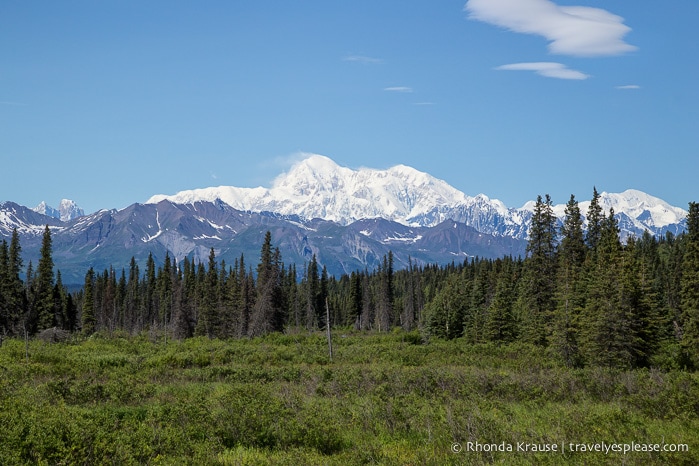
[0,330,697,465]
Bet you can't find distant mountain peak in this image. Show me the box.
[146,154,687,240]
[148,153,473,226]
[32,199,85,221]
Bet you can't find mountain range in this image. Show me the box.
[148,155,687,240]
[33,199,85,222]
[1,155,689,283]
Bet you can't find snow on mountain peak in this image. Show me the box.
[145,154,687,238]
[33,199,85,221]
[147,153,474,226]
[576,189,686,229]
[521,189,686,232]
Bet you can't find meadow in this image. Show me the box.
[1,331,697,465]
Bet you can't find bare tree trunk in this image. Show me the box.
[326,297,333,362]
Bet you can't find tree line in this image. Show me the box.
[422,189,699,369]
[1,189,698,369]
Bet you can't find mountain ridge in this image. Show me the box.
[33,199,85,222]
[1,155,690,283]
[147,154,688,240]
[1,199,527,283]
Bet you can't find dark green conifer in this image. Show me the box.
[81,267,96,335]
[581,209,644,367]
[375,252,394,332]
[35,225,55,331]
[552,195,586,367]
[586,187,604,252]
[249,232,283,336]
[485,258,517,343]
[680,202,699,367]
[425,272,467,339]
[0,240,9,335]
[519,194,557,345]
[195,248,219,338]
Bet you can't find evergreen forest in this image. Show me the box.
[2,190,699,370]
[1,190,699,464]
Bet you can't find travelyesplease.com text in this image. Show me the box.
[452,441,689,455]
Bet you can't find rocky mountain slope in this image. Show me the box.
[1,200,526,284]
[148,154,688,240]
[2,155,689,283]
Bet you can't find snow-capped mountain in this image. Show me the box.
[0,154,691,283]
[148,155,472,226]
[33,199,85,222]
[547,190,688,239]
[147,154,687,240]
[1,201,63,236]
[0,199,526,283]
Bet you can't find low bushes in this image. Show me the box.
[0,333,697,465]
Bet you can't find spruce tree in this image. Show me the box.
[82,268,96,335]
[520,194,557,345]
[552,195,586,367]
[287,264,301,329]
[53,271,68,330]
[485,257,517,343]
[400,258,418,331]
[634,232,666,365]
[581,209,643,367]
[425,273,467,339]
[617,238,649,367]
[586,187,604,252]
[35,225,55,331]
[216,261,234,339]
[115,268,127,331]
[320,265,329,327]
[464,259,488,344]
[195,248,219,338]
[0,240,8,336]
[375,252,394,332]
[171,273,189,340]
[249,231,283,336]
[348,271,363,328]
[360,271,373,330]
[144,253,157,328]
[305,255,320,329]
[680,202,699,368]
[0,232,28,336]
[157,253,175,335]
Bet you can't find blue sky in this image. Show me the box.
[2,0,697,214]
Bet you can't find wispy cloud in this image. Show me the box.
[384,86,414,93]
[413,102,435,106]
[343,55,383,64]
[260,152,314,173]
[616,84,641,90]
[465,0,636,57]
[495,62,590,80]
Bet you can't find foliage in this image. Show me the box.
[1,188,699,373]
[0,334,697,465]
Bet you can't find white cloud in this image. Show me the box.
[496,62,590,80]
[465,0,636,57]
[616,84,641,90]
[343,55,383,64]
[384,86,414,93]
[259,152,311,171]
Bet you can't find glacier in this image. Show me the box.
[146,154,687,240]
